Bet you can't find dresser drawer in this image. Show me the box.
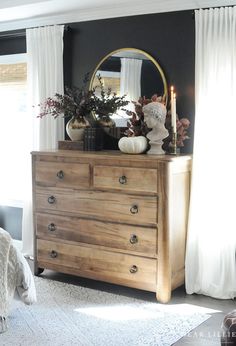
[35,161,90,189]
[37,239,157,291]
[36,213,157,256]
[35,190,158,225]
[94,165,157,194]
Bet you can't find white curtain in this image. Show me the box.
[120,58,142,103]
[185,7,236,299]
[22,25,64,257]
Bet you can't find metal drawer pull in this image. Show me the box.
[129,265,138,274]
[56,170,64,179]
[50,250,58,258]
[48,196,56,204]
[48,223,56,232]
[119,175,127,184]
[130,204,138,214]
[130,234,138,244]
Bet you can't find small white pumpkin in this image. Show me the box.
[118,136,148,154]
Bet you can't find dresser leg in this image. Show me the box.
[156,289,171,303]
[35,267,44,276]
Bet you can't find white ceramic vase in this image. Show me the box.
[66,117,90,141]
[97,115,115,133]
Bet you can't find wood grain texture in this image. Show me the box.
[32,150,192,302]
[37,239,157,291]
[32,150,191,166]
[36,213,157,257]
[35,161,90,189]
[35,190,158,225]
[156,161,172,303]
[94,165,158,194]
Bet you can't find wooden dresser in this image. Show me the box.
[32,150,192,303]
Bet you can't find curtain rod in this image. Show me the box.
[0,25,71,39]
[192,5,235,18]
[0,30,25,39]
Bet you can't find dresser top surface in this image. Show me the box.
[31,149,192,163]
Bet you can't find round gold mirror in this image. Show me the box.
[89,47,167,128]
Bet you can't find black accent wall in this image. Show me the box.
[66,10,195,153]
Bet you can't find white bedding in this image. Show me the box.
[0,228,36,333]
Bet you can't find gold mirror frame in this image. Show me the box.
[89,47,168,103]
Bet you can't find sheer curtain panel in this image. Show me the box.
[120,57,142,107]
[22,25,64,257]
[185,7,236,299]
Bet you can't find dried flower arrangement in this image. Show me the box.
[91,74,129,120]
[163,111,191,150]
[37,73,93,124]
[123,94,165,137]
[37,73,130,126]
[123,93,190,151]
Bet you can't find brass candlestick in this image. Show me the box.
[170,126,177,155]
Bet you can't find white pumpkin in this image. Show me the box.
[118,136,148,154]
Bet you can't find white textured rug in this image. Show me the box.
[1,277,210,346]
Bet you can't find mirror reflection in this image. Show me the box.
[90,48,167,127]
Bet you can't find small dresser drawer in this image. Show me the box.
[35,190,158,225]
[37,239,157,291]
[35,161,90,189]
[94,165,158,194]
[36,213,157,256]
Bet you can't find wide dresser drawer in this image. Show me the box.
[94,165,157,194]
[35,161,90,189]
[37,239,157,291]
[35,190,158,225]
[36,213,157,256]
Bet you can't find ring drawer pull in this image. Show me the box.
[56,170,64,179]
[48,196,56,204]
[48,223,56,232]
[130,234,138,244]
[129,265,138,274]
[130,204,138,214]
[119,175,127,184]
[50,250,58,258]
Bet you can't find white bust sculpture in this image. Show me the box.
[143,101,169,155]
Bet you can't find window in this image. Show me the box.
[94,70,121,96]
[94,70,131,127]
[0,53,28,207]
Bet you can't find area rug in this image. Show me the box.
[1,277,210,346]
